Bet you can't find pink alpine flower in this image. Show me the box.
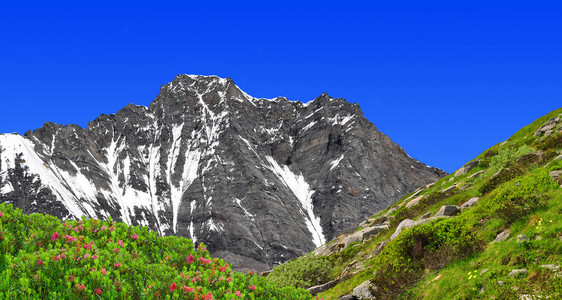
[201,292,213,300]
[84,254,89,259]
[0,211,3,217]
[109,226,114,231]
[101,226,106,231]
[198,257,210,265]
[182,285,194,293]
[92,254,98,260]
[218,264,228,272]
[83,242,93,250]
[118,240,124,247]
[100,268,107,275]
[226,277,232,282]
[114,262,121,268]
[114,248,119,253]
[249,285,256,291]
[37,259,44,266]
[51,232,59,241]
[77,283,85,291]
[235,290,241,298]
[95,288,102,295]
[169,282,177,292]
[131,233,138,240]
[64,234,76,242]
[186,254,194,264]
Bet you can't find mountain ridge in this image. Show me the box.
[0,74,445,272]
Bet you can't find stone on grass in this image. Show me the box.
[390,219,416,240]
[517,234,530,242]
[540,264,560,272]
[508,269,528,277]
[460,197,479,210]
[549,170,562,185]
[493,230,510,242]
[434,205,460,217]
[352,280,374,299]
[406,195,424,208]
[454,159,481,176]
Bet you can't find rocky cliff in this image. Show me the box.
[0,75,445,272]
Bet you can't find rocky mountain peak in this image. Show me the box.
[0,75,446,272]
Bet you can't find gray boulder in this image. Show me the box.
[517,234,530,242]
[352,280,375,299]
[342,225,388,249]
[534,116,561,136]
[390,219,416,240]
[493,230,510,242]
[460,197,479,210]
[434,205,460,217]
[469,170,485,179]
[454,159,481,176]
[550,170,562,185]
[508,269,528,277]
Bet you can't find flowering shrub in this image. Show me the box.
[0,204,316,299]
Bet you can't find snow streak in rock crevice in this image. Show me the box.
[265,156,325,247]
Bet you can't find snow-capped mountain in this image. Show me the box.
[0,75,446,272]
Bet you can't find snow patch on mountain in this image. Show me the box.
[265,156,325,247]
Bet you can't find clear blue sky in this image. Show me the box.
[1,1,561,173]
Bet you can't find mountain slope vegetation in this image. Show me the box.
[265,108,562,299]
[0,204,317,299]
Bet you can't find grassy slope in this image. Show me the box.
[267,108,562,299]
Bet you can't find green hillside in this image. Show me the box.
[265,108,562,299]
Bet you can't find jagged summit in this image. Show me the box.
[0,75,445,272]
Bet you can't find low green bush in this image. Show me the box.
[486,169,558,223]
[536,132,562,151]
[488,145,534,173]
[0,204,315,299]
[479,165,526,195]
[266,254,333,289]
[370,217,482,297]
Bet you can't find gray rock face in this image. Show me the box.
[0,75,445,272]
